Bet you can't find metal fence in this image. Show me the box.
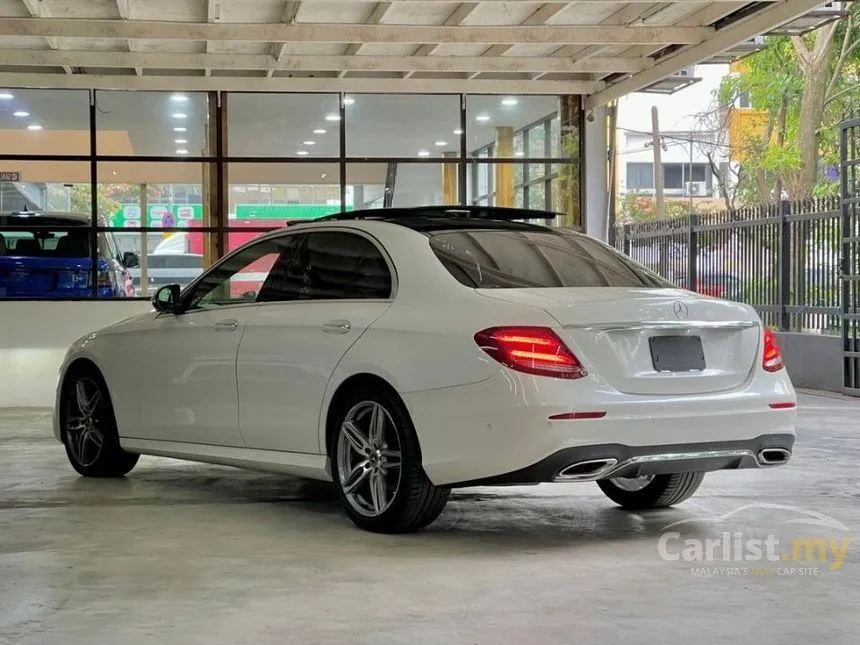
[614,197,842,335]
[841,116,860,394]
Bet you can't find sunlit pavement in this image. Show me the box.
[1,392,858,644]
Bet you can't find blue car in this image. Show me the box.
[0,211,138,298]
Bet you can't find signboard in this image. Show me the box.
[234,204,351,220]
[0,171,20,182]
[110,204,203,227]
[110,203,350,226]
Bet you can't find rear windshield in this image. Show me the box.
[429,229,672,289]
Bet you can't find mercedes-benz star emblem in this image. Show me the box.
[672,301,689,320]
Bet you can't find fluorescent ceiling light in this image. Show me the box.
[13,110,29,117]
[434,141,447,147]
[313,129,327,134]
[454,129,463,135]
[325,114,341,122]
[175,148,189,155]
[475,115,491,122]
[303,140,316,145]
[171,113,187,119]
[0,92,13,100]
[501,98,518,106]
[417,150,430,157]
[27,124,42,131]
[343,97,355,106]
[170,94,189,103]
[296,150,309,156]
[514,151,525,157]
[173,126,187,132]
[174,138,188,144]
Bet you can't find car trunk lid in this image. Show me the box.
[477,287,761,395]
[0,256,92,297]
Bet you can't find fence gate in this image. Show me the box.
[841,116,860,395]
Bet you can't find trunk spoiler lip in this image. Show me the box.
[562,321,760,332]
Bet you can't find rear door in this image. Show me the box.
[236,229,394,454]
[430,228,761,396]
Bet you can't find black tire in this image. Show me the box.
[330,385,449,533]
[60,366,139,478]
[597,472,705,510]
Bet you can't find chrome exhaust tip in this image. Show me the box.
[757,448,791,466]
[555,458,618,481]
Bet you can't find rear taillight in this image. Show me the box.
[762,327,784,372]
[474,326,587,379]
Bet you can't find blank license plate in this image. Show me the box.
[649,335,706,372]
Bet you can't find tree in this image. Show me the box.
[718,4,860,200]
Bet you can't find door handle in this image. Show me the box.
[213,319,239,331]
[322,319,351,334]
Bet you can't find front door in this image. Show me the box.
[237,229,394,454]
[129,236,292,447]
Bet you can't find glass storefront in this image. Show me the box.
[0,90,583,299]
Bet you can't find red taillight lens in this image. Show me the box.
[474,326,587,379]
[762,327,784,372]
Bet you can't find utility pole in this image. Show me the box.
[688,133,694,215]
[651,106,665,219]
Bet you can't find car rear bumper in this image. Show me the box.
[445,433,794,487]
[402,368,797,487]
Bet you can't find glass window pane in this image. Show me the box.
[95,91,210,157]
[345,95,460,158]
[278,231,391,301]
[227,93,340,158]
[228,162,342,231]
[0,89,90,156]
[467,95,559,158]
[429,230,672,289]
[347,163,457,208]
[186,236,294,308]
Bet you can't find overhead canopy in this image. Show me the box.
[0,0,835,108]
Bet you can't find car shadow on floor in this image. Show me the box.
[62,459,719,553]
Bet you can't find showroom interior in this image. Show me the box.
[2,0,858,643]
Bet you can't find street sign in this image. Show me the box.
[0,171,20,182]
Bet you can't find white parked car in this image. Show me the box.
[53,206,797,533]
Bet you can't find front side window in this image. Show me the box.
[185,235,299,310]
[429,229,672,289]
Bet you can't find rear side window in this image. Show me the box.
[276,231,392,301]
[429,229,671,288]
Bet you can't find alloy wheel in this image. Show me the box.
[336,400,403,518]
[609,475,655,492]
[64,377,106,468]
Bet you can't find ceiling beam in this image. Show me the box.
[0,19,714,45]
[586,0,826,108]
[240,0,765,3]
[468,3,565,80]
[268,1,303,78]
[115,0,142,76]
[340,2,393,78]
[403,2,479,79]
[19,0,73,74]
[0,49,648,73]
[0,72,602,94]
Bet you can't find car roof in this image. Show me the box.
[311,205,564,234]
[0,210,105,227]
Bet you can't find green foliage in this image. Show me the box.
[618,192,697,222]
[718,4,860,201]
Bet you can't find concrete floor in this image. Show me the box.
[1,392,859,645]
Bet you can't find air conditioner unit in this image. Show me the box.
[677,66,696,77]
[687,181,708,196]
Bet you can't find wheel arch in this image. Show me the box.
[322,372,416,461]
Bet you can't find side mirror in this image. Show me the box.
[152,284,181,313]
[122,251,140,268]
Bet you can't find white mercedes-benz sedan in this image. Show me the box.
[53,206,796,533]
